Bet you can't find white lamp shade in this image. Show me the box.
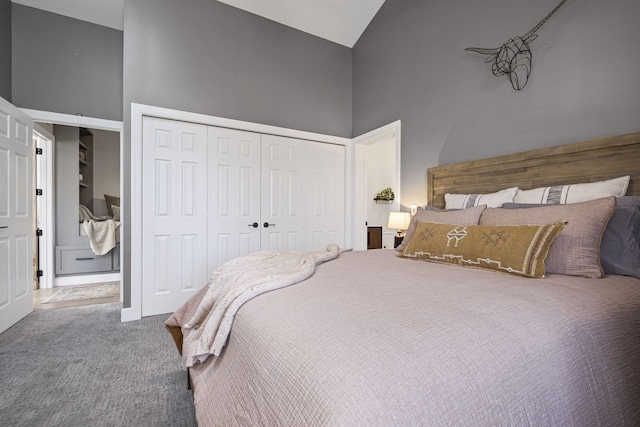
[387,212,411,231]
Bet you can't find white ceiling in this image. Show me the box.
[11,0,385,47]
[218,0,385,47]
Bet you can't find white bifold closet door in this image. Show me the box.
[143,119,345,316]
[142,117,209,317]
[207,127,262,273]
[208,129,345,272]
[304,138,345,250]
[259,134,307,252]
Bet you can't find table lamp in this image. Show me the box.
[387,212,411,248]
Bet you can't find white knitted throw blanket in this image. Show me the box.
[181,244,343,367]
[82,219,117,256]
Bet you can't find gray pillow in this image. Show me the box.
[104,194,120,218]
[481,197,616,278]
[503,196,640,278]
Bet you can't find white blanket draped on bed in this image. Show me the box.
[180,244,344,367]
[82,219,117,256]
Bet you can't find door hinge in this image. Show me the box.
[36,189,43,196]
[36,147,43,155]
[36,228,43,237]
[36,270,43,277]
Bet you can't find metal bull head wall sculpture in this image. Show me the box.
[465,0,568,90]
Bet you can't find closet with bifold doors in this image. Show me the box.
[141,117,346,316]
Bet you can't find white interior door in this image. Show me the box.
[142,117,208,316]
[207,126,261,273]
[0,96,33,334]
[260,135,306,251]
[306,141,345,249]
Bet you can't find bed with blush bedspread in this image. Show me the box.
[167,249,640,426]
[167,131,640,426]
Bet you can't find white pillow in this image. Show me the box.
[445,187,518,209]
[514,175,630,204]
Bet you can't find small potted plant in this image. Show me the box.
[374,187,395,203]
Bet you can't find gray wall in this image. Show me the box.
[353,0,640,206]
[54,125,84,246]
[11,4,122,121]
[123,0,352,137]
[121,0,353,307]
[0,0,10,100]
[92,129,120,217]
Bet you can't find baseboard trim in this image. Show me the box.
[54,273,121,287]
[121,306,141,322]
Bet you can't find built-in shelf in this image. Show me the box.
[79,133,90,191]
[374,198,393,204]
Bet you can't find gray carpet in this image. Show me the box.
[0,303,197,426]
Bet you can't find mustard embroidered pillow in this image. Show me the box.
[400,221,564,278]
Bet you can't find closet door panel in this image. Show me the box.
[306,141,345,249]
[208,127,261,273]
[261,135,306,251]
[142,117,208,316]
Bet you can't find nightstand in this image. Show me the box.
[367,226,382,249]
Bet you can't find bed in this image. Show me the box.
[166,131,640,426]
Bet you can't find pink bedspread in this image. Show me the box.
[166,249,640,426]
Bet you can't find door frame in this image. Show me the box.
[33,123,55,289]
[352,121,402,251]
[21,109,123,287]
[128,103,352,321]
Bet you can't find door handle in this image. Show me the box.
[0,226,7,229]
[248,222,259,228]
[263,222,275,228]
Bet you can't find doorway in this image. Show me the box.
[353,121,402,251]
[25,109,123,297]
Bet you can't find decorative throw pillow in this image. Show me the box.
[503,196,640,278]
[600,196,640,278]
[399,221,564,278]
[104,194,120,217]
[445,187,518,210]
[396,205,487,252]
[480,197,617,278]
[112,205,121,222]
[513,176,629,204]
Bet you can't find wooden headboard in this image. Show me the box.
[427,131,640,209]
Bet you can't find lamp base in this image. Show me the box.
[394,233,404,249]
